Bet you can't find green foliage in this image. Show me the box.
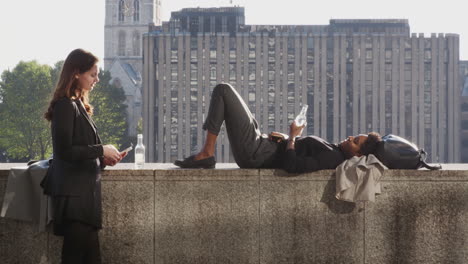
[0,61,54,161]
[90,70,128,150]
[50,60,64,88]
[0,61,129,162]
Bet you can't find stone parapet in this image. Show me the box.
[1,163,467,263]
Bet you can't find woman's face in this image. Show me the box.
[339,134,368,157]
[76,64,99,92]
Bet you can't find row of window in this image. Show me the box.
[158,45,449,65]
[162,35,451,52]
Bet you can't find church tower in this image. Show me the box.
[105,0,161,71]
[104,0,161,136]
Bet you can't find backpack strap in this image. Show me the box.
[419,149,442,170]
[420,161,442,170]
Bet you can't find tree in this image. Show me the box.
[0,61,53,161]
[90,70,128,150]
[0,62,129,162]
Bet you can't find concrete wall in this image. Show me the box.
[1,163,467,263]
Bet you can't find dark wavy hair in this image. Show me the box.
[44,49,98,121]
[360,132,382,156]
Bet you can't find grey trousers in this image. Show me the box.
[203,83,279,168]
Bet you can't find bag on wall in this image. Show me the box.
[374,134,442,170]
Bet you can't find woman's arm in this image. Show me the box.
[286,121,304,150]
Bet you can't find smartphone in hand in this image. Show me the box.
[120,143,133,154]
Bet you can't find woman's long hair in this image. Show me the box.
[44,49,98,121]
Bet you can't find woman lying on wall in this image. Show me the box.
[174,83,382,173]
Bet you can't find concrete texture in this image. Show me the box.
[101,180,155,264]
[260,180,363,263]
[154,180,259,264]
[365,182,468,264]
[1,163,468,264]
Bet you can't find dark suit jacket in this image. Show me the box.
[281,136,346,173]
[42,97,104,196]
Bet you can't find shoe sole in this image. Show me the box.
[173,163,215,169]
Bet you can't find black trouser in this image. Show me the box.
[203,83,278,168]
[61,221,101,264]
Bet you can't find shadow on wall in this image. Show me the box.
[320,180,356,214]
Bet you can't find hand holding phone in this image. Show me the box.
[120,143,133,156]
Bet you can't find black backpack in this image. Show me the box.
[374,134,442,170]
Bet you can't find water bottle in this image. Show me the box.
[135,134,145,169]
[294,104,308,127]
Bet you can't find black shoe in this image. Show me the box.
[174,155,216,169]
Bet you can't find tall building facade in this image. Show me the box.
[143,7,460,163]
[460,61,468,162]
[104,0,162,135]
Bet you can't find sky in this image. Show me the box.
[0,0,466,74]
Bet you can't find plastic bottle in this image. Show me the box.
[135,134,145,169]
[294,104,308,127]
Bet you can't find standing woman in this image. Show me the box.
[42,49,124,263]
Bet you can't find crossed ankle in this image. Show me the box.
[195,152,213,160]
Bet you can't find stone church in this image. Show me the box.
[104,0,161,136]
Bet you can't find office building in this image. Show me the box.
[460,61,468,162]
[142,7,460,163]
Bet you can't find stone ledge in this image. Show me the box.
[1,163,468,181]
[1,163,467,263]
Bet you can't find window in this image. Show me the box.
[229,37,236,50]
[227,16,236,33]
[171,64,178,81]
[229,63,236,80]
[132,31,140,56]
[365,37,372,49]
[404,70,411,81]
[118,0,124,22]
[424,49,432,60]
[229,50,236,60]
[190,63,197,81]
[191,50,197,61]
[248,63,255,81]
[118,31,126,56]
[171,50,177,63]
[210,50,216,60]
[385,70,391,81]
[215,16,222,32]
[307,37,314,49]
[204,17,211,33]
[249,50,255,59]
[190,38,197,50]
[210,65,216,80]
[190,16,199,34]
[405,49,411,60]
[133,0,139,22]
[385,49,392,61]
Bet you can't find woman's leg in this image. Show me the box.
[194,131,217,160]
[193,83,277,168]
[61,221,101,264]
